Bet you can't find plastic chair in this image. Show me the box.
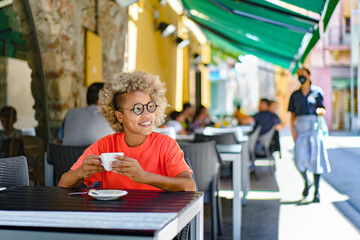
[179,141,222,240]
[248,126,262,180]
[203,126,243,142]
[153,127,176,139]
[0,156,29,187]
[255,126,277,173]
[47,143,89,185]
[194,132,237,178]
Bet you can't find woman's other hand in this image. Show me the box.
[111,155,148,183]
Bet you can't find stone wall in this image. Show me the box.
[13,0,128,141]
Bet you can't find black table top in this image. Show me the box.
[0,186,202,212]
[0,187,203,237]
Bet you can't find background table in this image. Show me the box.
[0,187,204,240]
[238,125,254,135]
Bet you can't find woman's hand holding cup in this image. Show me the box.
[80,155,105,178]
[99,152,124,171]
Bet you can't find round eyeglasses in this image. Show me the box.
[120,101,158,115]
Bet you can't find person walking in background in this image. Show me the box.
[57,82,114,145]
[288,67,331,203]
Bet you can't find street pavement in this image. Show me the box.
[204,130,360,240]
[276,131,360,240]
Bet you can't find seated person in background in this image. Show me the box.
[268,100,282,157]
[193,105,212,131]
[57,82,114,146]
[0,106,23,157]
[236,98,270,125]
[258,98,270,112]
[0,106,22,142]
[58,71,196,192]
[240,98,282,135]
[181,102,195,132]
[269,100,278,114]
[233,104,248,124]
[166,110,188,135]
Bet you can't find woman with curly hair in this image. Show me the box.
[59,71,196,191]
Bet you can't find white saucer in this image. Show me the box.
[88,189,128,201]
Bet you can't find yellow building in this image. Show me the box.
[126,0,210,112]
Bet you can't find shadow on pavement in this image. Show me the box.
[322,147,360,231]
[241,166,280,240]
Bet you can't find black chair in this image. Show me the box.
[0,156,29,187]
[47,143,89,185]
[179,141,222,240]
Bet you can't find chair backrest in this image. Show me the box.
[0,137,24,158]
[22,136,45,186]
[0,156,29,187]
[203,126,243,141]
[257,126,276,157]
[153,127,176,139]
[178,141,220,191]
[184,157,198,191]
[248,125,262,161]
[194,132,238,145]
[47,143,89,184]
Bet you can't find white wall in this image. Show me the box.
[0,56,37,130]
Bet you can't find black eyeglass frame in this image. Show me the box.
[117,101,158,115]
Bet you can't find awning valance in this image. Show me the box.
[181,0,339,73]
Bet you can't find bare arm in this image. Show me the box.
[275,123,282,131]
[238,115,254,125]
[290,112,297,142]
[58,155,104,188]
[111,156,196,192]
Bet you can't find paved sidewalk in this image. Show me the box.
[204,130,360,239]
[277,132,360,240]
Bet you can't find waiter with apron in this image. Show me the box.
[288,67,331,203]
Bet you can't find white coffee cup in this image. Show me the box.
[99,152,124,171]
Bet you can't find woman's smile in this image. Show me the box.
[138,120,152,127]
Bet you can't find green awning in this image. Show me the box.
[0,5,27,60]
[181,0,339,73]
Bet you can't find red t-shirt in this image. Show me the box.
[71,132,191,190]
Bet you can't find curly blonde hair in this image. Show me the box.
[98,71,168,132]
